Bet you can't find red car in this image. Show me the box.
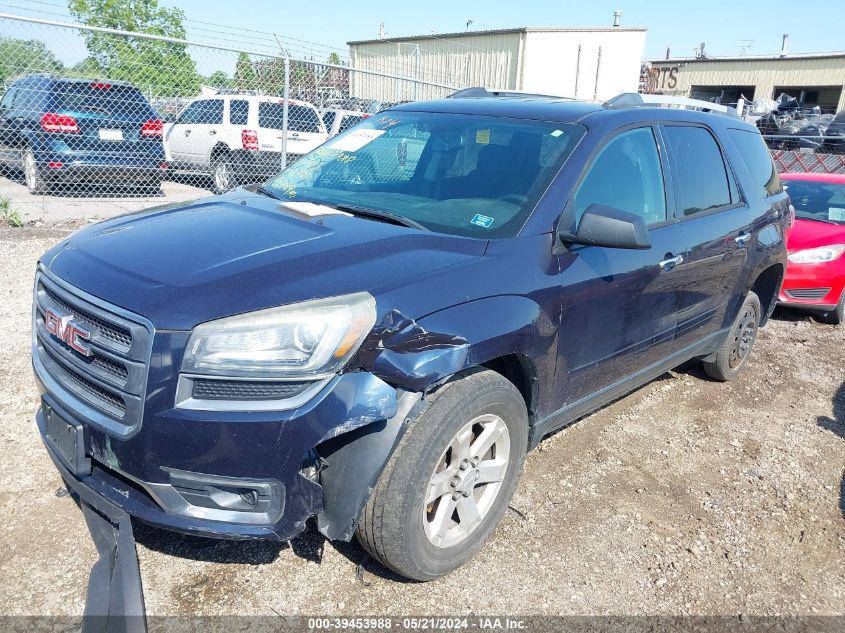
[779,172,845,324]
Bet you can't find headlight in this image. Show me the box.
[181,292,376,378]
[787,244,845,264]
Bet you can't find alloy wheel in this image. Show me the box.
[22,149,37,191]
[213,158,232,192]
[423,413,511,549]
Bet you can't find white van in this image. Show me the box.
[165,95,328,193]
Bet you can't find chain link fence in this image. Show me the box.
[0,12,461,219]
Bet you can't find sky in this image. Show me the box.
[1,0,843,72]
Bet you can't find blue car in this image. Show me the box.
[0,75,166,194]
[33,92,789,581]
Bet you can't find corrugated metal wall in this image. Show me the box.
[349,32,523,101]
[650,56,845,111]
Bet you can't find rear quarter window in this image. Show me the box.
[258,102,324,133]
[729,128,782,198]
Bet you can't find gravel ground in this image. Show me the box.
[0,226,843,619]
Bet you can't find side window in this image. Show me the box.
[0,86,18,110]
[728,128,782,198]
[573,127,667,226]
[229,99,249,125]
[179,100,223,125]
[176,101,203,124]
[663,126,733,216]
[322,111,336,131]
[338,114,364,133]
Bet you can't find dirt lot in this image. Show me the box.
[0,226,842,619]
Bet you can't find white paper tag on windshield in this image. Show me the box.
[829,207,845,221]
[279,202,352,217]
[327,129,386,152]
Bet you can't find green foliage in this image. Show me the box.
[0,198,23,228]
[327,52,341,66]
[234,52,257,91]
[67,0,200,97]
[0,37,63,81]
[207,70,232,89]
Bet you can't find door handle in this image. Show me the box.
[184,129,191,136]
[209,129,217,135]
[735,232,751,246]
[659,254,684,270]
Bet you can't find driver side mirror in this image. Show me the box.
[559,203,651,250]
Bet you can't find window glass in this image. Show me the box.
[573,127,667,226]
[338,114,365,133]
[663,126,732,216]
[265,112,584,238]
[729,128,782,198]
[179,99,223,125]
[229,99,249,125]
[781,179,845,225]
[53,82,156,118]
[258,103,324,133]
[0,86,17,109]
[322,111,336,131]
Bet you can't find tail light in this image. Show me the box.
[141,119,164,137]
[90,82,112,90]
[242,129,259,151]
[40,113,79,134]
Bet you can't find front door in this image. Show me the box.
[555,125,688,406]
[166,99,224,169]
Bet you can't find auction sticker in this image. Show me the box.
[829,207,845,222]
[328,128,386,152]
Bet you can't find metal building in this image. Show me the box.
[347,26,647,102]
[645,51,845,113]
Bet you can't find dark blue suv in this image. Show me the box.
[0,75,166,194]
[32,93,789,581]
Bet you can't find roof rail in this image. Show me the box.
[448,87,575,100]
[603,92,740,118]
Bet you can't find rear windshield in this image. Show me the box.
[782,179,845,224]
[258,102,324,133]
[265,111,584,238]
[54,82,156,118]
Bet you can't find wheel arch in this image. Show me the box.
[750,262,784,325]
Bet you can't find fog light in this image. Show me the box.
[238,488,258,506]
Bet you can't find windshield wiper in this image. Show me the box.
[255,185,284,200]
[322,203,429,231]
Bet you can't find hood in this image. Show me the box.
[41,191,486,330]
[787,217,845,252]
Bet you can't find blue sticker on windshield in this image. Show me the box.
[471,213,494,228]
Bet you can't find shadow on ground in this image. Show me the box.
[816,380,845,519]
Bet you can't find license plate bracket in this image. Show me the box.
[44,403,91,477]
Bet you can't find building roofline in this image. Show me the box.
[348,26,647,46]
[650,51,845,64]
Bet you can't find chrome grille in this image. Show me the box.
[33,270,153,437]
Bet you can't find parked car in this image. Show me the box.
[779,172,845,323]
[321,108,370,138]
[164,94,327,193]
[33,94,788,582]
[0,75,166,195]
[821,110,845,154]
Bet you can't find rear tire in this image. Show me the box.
[21,147,46,195]
[817,294,844,325]
[702,291,761,382]
[210,152,236,194]
[356,368,528,581]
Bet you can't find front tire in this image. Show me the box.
[817,294,844,325]
[702,291,761,381]
[356,368,528,581]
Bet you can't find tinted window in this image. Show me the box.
[229,99,249,125]
[664,126,733,216]
[0,86,17,109]
[179,99,223,125]
[338,114,365,133]
[258,103,323,133]
[53,82,156,118]
[14,80,48,115]
[729,128,782,198]
[322,111,336,131]
[266,112,583,238]
[573,127,667,226]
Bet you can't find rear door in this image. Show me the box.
[166,98,224,168]
[556,125,689,404]
[661,124,754,348]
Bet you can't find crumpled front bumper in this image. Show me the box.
[35,369,398,541]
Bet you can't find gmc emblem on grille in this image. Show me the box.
[44,308,92,357]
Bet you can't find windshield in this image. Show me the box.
[783,179,845,224]
[264,111,583,238]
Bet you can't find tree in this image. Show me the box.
[0,37,63,81]
[234,52,256,91]
[67,0,200,97]
[327,52,341,66]
[207,70,232,89]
